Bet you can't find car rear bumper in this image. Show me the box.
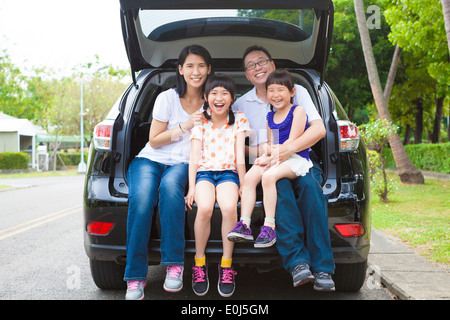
[84,175,371,267]
[84,239,369,267]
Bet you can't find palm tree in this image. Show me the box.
[442,0,450,52]
[353,0,424,184]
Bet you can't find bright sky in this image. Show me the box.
[0,0,128,75]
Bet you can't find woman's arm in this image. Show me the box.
[149,110,204,149]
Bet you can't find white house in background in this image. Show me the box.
[0,111,47,169]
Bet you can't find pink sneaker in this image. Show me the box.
[125,280,146,300]
[163,265,184,292]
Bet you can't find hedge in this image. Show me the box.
[0,152,29,169]
[52,152,89,167]
[382,142,450,174]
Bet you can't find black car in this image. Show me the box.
[84,0,370,292]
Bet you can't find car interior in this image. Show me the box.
[126,69,326,186]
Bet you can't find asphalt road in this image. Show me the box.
[0,174,394,301]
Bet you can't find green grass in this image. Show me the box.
[0,168,79,179]
[371,172,450,267]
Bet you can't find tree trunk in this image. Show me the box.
[354,0,424,184]
[403,124,411,145]
[384,44,402,103]
[414,98,423,144]
[432,96,444,143]
[441,0,450,52]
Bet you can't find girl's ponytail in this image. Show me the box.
[228,107,235,126]
[203,101,211,120]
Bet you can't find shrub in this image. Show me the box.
[383,142,450,174]
[50,152,89,167]
[0,152,29,169]
[359,119,398,203]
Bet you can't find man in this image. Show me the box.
[233,45,335,291]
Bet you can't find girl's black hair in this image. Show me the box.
[265,69,295,110]
[202,74,236,126]
[265,69,295,91]
[176,44,214,97]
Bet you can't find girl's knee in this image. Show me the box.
[261,172,277,188]
[196,206,214,221]
[218,201,237,217]
[244,170,261,187]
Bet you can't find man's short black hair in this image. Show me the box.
[242,45,273,67]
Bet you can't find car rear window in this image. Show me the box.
[139,9,315,42]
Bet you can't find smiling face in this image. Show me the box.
[244,50,276,87]
[206,86,234,118]
[267,83,296,111]
[178,53,211,90]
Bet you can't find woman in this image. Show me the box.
[124,44,213,300]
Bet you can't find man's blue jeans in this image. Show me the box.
[275,161,335,274]
[124,157,188,281]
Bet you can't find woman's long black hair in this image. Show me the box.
[176,44,213,97]
[202,74,236,126]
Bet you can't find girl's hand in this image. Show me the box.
[185,188,195,210]
[269,143,291,166]
[255,154,271,167]
[185,110,205,130]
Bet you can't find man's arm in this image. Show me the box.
[270,119,326,165]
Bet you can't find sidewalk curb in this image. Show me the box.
[368,228,450,300]
[0,184,32,192]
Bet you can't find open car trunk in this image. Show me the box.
[119,0,333,86]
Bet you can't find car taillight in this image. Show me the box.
[337,120,360,151]
[334,223,365,237]
[87,222,115,236]
[93,120,114,151]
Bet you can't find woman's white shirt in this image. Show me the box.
[136,88,192,165]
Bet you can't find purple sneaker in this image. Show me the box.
[227,220,254,242]
[254,226,276,248]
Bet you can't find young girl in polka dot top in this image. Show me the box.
[186,74,249,297]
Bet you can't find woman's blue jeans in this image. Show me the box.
[275,161,335,274]
[124,157,188,281]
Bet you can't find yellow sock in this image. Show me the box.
[221,256,232,268]
[195,255,206,267]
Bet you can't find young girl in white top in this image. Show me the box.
[228,69,313,248]
[186,74,249,297]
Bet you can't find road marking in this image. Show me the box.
[0,205,81,240]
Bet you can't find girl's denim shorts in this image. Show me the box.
[196,170,240,187]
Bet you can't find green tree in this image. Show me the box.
[328,0,394,124]
[354,0,424,184]
[0,51,27,118]
[384,0,450,143]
